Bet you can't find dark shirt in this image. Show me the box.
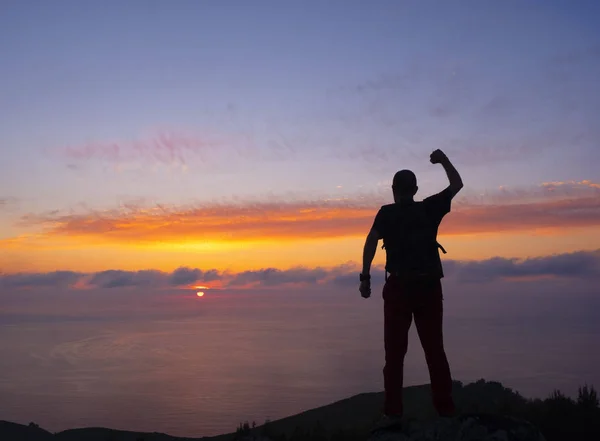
[372,187,452,278]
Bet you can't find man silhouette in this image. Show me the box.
[359,149,463,430]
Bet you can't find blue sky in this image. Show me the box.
[1,0,599,272]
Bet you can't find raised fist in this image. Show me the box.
[430,149,448,164]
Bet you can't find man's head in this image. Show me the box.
[392,169,418,201]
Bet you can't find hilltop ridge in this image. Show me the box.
[1,380,598,441]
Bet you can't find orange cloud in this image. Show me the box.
[6,184,599,248]
[444,196,600,234]
[12,200,373,247]
[1,179,598,275]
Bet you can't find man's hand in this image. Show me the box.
[430,149,463,197]
[430,149,448,164]
[359,279,371,298]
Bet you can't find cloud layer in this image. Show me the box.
[5,181,599,248]
[2,250,599,291]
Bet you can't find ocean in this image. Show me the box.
[1,279,598,437]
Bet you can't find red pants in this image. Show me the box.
[382,275,455,416]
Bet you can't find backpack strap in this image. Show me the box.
[381,241,446,283]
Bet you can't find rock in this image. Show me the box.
[368,414,546,441]
[0,420,54,441]
[235,436,273,441]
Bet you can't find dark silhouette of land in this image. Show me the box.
[1,379,598,441]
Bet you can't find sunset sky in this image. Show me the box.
[1,0,599,287]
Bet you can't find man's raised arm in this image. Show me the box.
[430,149,463,197]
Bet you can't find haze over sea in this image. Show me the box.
[1,276,598,437]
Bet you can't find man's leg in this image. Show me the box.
[382,277,413,416]
[412,279,455,416]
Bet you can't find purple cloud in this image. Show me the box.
[52,130,224,167]
[2,250,599,291]
[228,267,330,287]
[88,270,165,289]
[447,250,600,283]
[0,271,81,289]
[169,267,221,286]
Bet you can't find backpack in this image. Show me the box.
[380,202,447,281]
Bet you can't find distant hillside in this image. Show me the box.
[1,379,598,441]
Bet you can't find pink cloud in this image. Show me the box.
[55,130,224,166]
[455,180,600,206]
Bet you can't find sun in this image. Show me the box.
[196,291,205,297]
